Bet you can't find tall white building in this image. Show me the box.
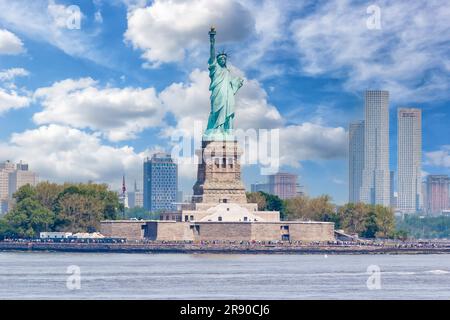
[349,121,365,203]
[0,161,16,201]
[0,161,37,214]
[8,170,38,198]
[397,108,422,213]
[360,90,391,207]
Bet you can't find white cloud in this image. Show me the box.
[235,76,284,130]
[0,124,147,189]
[290,0,450,102]
[0,28,24,54]
[119,0,148,10]
[0,0,103,64]
[124,0,255,67]
[0,88,30,114]
[0,68,29,82]
[279,123,348,167]
[159,69,210,145]
[47,0,82,29]
[33,77,165,142]
[425,146,450,168]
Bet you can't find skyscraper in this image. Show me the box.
[143,153,178,212]
[1,161,37,214]
[390,171,397,209]
[128,181,144,208]
[251,172,300,200]
[397,108,422,213]
[360,90,391,206]
[268,173,299,199]
[426,175,450,215]
[0,160,16,201]
[349,121,364,203]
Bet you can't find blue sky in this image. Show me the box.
[0,0,449,204]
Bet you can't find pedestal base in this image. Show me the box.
[192,139,247,204]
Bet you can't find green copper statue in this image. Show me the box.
[204,27,244,140]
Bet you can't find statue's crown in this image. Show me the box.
[217,49,228,58]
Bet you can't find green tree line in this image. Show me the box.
[396,215,450,239]
[0,182,122,239]
[246,192,398,239]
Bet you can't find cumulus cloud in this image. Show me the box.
[29,65,283,145]
[0,28,24,54]
[124,0,255,67]
[425,146,450,168]
[290,0,450,102]
[33,78,164,141]
[0,0,103,64]
[159,69,210,137]
[0,68,29,82]
[0,124,146,189]
[279,123,348,167]
[0,88,30,114]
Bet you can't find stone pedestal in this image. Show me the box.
[192,140,247,204]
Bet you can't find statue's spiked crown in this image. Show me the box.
[217,49,228,59]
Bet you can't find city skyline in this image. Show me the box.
[0,0,449,205]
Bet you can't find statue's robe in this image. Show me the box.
[207,59,242,130]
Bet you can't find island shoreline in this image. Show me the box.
[1,242,450,255]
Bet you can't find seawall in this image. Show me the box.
[1,241,450,254]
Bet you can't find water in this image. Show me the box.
[0,252,449,299]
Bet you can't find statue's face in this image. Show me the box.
[217,55,227,67]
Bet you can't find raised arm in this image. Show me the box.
[208,26,216,65]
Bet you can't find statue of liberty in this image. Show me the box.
[205,27,244,140]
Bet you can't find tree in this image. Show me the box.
[55,192,104,232]
[0,218,15,239]
[4,198,55,238]
[53,183,120,232]
[1,182,121,238]
[374,205,395,238]
[396,215,450,239]
[13,184,36,203]
[246,192,286,219]
[261,192,286,219]
[391,229,409,241]
[246,192,267,211]
[338,203,369,235]
[34,182,64,212]
[285,196,309,220]
[308,195,335,221]
[285,195,335,222]
[361,211,379,238]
